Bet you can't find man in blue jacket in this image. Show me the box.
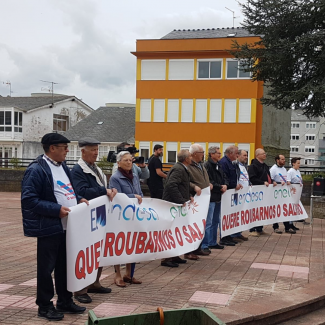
[21,133,87,321]
[71,137,117,303]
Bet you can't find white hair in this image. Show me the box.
[116,151,132,162]
[189,143,203,154]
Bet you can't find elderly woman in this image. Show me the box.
[108,151,143,287]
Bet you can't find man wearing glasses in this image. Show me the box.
[21,133,87,321]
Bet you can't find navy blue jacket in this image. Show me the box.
[71,164,107,201]
[219,155,240,190]
[21,155,81,238]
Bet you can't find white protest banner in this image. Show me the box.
[66,187,210,292]
[220,184,308,237]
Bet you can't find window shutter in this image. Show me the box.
[224,99,236,123]
[141,60,166,80]
[181,99,193,122]
[210,99,222,122]
[153,99,165,122]
[238,99,251,123]
[195,99,207,122]
[169,60,194,80]
[140,99,151,122]
[167,100,179,122]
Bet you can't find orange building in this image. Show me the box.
[132,27,264,163]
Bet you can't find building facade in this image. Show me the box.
[132,27,290,164]
[290,109,325,167]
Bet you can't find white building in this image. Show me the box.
[290,109,325,166]
[0,94,93,165]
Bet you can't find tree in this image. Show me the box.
[231,0,325,117]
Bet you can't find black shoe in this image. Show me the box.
[219,240,236,246]
[172,256,187,264]
[195,249,210,255]
[291,225,300,231]
[161,261,179,267]
[74,293,92,304]
[209,244,224,249]
[87,286,112,294]
[285,229,296,234]
[56,302,86,314]
[202,248,211,254]
[38,307,64,321]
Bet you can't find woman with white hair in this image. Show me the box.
[108,151,143,287]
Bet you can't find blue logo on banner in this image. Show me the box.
[91,205,106,231]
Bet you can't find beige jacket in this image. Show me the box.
[188,160,210,196]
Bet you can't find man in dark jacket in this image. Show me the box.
[21,133,86,321]
[71,137,117,303]
[248,148,276,236]
[202,146,228,252]
[161,149,192,267]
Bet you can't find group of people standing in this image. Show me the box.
[21,133,303,321]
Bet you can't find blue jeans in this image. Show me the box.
[202,202,221,249]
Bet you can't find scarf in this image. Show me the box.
[118,167,134,182]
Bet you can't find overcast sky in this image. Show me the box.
[0,0,244,109]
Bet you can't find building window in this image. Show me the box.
[0,111,12,132]
[53,114,69,132]
[306,122,316,129]
[305,146,315,153]
[167,99,179,122]
[153,99,165,122]
[141,60,166,80]
[238,99,251,123]
[291,134,300,140]
[166,142,177,163]
[14,112,23,132]
[98,145,109,160]
[195,99,207,122]
[139,141,150,162]
[305,159,315,165]
[181,99,193,122]
[305,134,315,141]
[224,99,236,123]
[197,60,222,79]
[180,142,192,150]
[226,60,251,79]
[290,146,299,152]
[139,99,151,122]
[291,122,300,128]
[209,99,222,123]
[169,60,194,80]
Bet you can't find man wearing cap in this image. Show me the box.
[21,133,87,321]
[71,137,117,303]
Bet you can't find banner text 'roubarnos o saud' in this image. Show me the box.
[66,187,211,292]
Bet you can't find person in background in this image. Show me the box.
[147,144,166,199]
[161,149,192,267]
[71,137,117,303]
[109,151,143,287]
[21,133,86,321]
[202,146,228,253]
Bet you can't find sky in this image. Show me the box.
[0,0,244,109]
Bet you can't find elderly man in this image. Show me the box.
[248,148,277,236]
[71,137,117,303]
[187,143,212,259]
[21,133,86,321]
[202,146,228,253]
[270,154,297,234]
[161,149,192,267]
[219,145,243,245]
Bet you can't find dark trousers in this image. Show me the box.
[36,233,73,310]
[273,222,291,231]
[149,188,163,199]
[250,226,263,233]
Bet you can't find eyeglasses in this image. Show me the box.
[196,151,205,154]
[53,145,69,150]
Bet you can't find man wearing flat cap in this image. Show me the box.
[21,133,87,321]
[71,137,117,303]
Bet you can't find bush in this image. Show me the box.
[96,156,113,173]
[9,158,23,169]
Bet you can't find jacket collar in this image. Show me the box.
[77,158,107,187]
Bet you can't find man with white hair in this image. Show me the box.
[186,143,212,259]
[71,137,117,303]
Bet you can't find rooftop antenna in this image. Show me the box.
[3,81,12,97]
[40,80,58,107]
[225,7,239,28]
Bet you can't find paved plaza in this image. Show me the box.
[0,192,324,324]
